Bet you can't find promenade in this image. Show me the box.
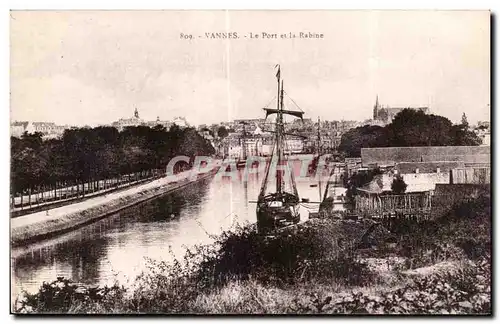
[11,165,220,246]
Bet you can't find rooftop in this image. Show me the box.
[394,161,465,174]
[11,121,29,127]
[361,146,490,167]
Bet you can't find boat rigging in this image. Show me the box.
[256,65,305,233]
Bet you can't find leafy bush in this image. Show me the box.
[391,175,407,194]
[395,195,490,269]
[15,277,126,314]
[194,221,374,287]
[288,258,491,314]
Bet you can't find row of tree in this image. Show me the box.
[338,109,482,157]
[11,125,215,198]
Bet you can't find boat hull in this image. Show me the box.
[256,192,301,233]
[236,159,247,169]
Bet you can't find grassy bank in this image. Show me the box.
[14,196,491,314]
[11,170,217,246]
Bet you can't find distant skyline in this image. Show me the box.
[10,11,490,126]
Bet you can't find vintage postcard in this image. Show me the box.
[10,10,491,315]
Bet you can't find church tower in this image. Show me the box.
[134,107,139,119]
[373,95,380,120]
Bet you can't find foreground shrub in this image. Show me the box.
[189,257,490,315]
[396,196,490,269]
[15,277,126,314]
[288,258,491,315]
[194,221,374,287]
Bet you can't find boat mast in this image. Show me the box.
[260,65,303,198]
[317,117,321,156]
[275,68,284,194]
[317,117,322,199]
[240,121,248,160]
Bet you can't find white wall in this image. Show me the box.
[377,172,450,193]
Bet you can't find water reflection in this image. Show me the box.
[12,166,343,299]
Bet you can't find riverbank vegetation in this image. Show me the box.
[14,196,490,314]
[11,125,214,207]
[338,109,481,157]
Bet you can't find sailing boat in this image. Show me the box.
[308,117,322,176]
[256,66,304,233]
[236,121,249,169]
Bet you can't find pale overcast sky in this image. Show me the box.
[10,10,490,126]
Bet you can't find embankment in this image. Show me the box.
[11,168,219,247]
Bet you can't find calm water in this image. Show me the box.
[12,163,345,299]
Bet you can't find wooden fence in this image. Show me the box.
[355,192,432,212]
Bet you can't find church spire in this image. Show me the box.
[373,95,380,119]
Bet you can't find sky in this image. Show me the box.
[10,10,490,126]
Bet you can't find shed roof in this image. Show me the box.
[395,161,465,174]
[361,146,490,167]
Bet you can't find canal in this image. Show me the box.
[11,164,346,298]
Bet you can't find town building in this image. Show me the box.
[357,163,453,195]
[220,127,306,159]
[479,133,491,146]
[173,116,189,128]
[372,95,429,124]
[112,108,144,131]
[144,116,173,130]
[10,121,32,137]
[355,146,490,210]
[354,161,490,216]
[209,116,358,158]
[111,108,176,131]
[10,121,70,139]
[360,119,386,127]
[357,161,489,194]
[473,121,491,146]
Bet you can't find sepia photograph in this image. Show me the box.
[9,10,491,315]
